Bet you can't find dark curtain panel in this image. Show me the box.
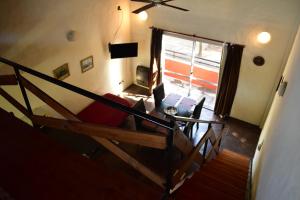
[149,28,163,94]
[214,43,244,117]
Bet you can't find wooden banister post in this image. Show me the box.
[163,119,175,199]
[202,139,209,163]
[13,69,33,118]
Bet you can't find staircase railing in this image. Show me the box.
[0,57,172,129]
[0,57,226,199]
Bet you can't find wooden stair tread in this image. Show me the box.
[175,149,249,200]
[188,173,246,197]
[219,149,250,161]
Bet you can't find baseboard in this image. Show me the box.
[245,158,253,200]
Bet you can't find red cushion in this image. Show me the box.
[77,93,131,127]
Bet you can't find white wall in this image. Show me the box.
[252,25,300,200]
[129,0,300,126]
[0,0,133,119]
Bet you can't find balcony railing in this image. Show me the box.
[165,49,220,69]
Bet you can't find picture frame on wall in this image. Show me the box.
[80,56,94,73]
[53,63,70,80]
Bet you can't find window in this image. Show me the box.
[162,33,224,110]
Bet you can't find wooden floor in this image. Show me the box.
[175,149,250,200]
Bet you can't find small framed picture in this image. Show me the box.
[53,63,70,80]
[80,56,94,73]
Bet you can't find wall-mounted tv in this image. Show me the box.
[109,42,138,59]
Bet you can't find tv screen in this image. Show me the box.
[109,42,138,59]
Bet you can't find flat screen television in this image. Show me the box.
[109,42,138,59]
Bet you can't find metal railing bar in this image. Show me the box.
[165,50,221,65]
[171,115,225,125]
[163,70,218,87]
[0,57,172,130]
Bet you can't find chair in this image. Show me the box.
[192,97,206,129]
[153,83,165,108]
[182,97,206,140]
[183,122,193,139]
[132,98,147,129]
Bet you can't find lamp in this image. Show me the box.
[257,32,271,44]
[138,11,148,21]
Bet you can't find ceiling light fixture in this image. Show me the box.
[257,32,271,44]
[138,11,148,21]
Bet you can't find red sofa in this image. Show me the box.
[77,93,131,127]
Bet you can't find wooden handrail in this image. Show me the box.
[31,115,167,150]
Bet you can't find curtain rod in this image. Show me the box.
[150,26,245,47]
[150,26,224,44]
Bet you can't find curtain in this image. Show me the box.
[214,43,244,117]
[149,28,163,94]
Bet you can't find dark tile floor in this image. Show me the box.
[194,108,261,158]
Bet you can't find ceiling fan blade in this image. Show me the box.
[132,3,156,14]
[131,0,152,3]
[161,3,189,11]
[161,0,175,3]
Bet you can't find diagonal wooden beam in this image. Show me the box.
[172,128,213,185]
[0,87,30,117]
[206,127,229,159]
[173,127,203,165]
[0,75,17,85]
[92,137,166,188]
[20,76,79,121]
[31,115,167,150]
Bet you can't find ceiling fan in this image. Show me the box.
[131,0,189,14]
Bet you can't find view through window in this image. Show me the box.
[162,34,224,110]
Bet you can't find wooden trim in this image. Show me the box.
[31,115,167,149]
[20,76,79,121]
[0,75,17,85]
[173,127,203,165]
[92,137,166,188]
[0,87,30,117]
[173,128,212,184]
